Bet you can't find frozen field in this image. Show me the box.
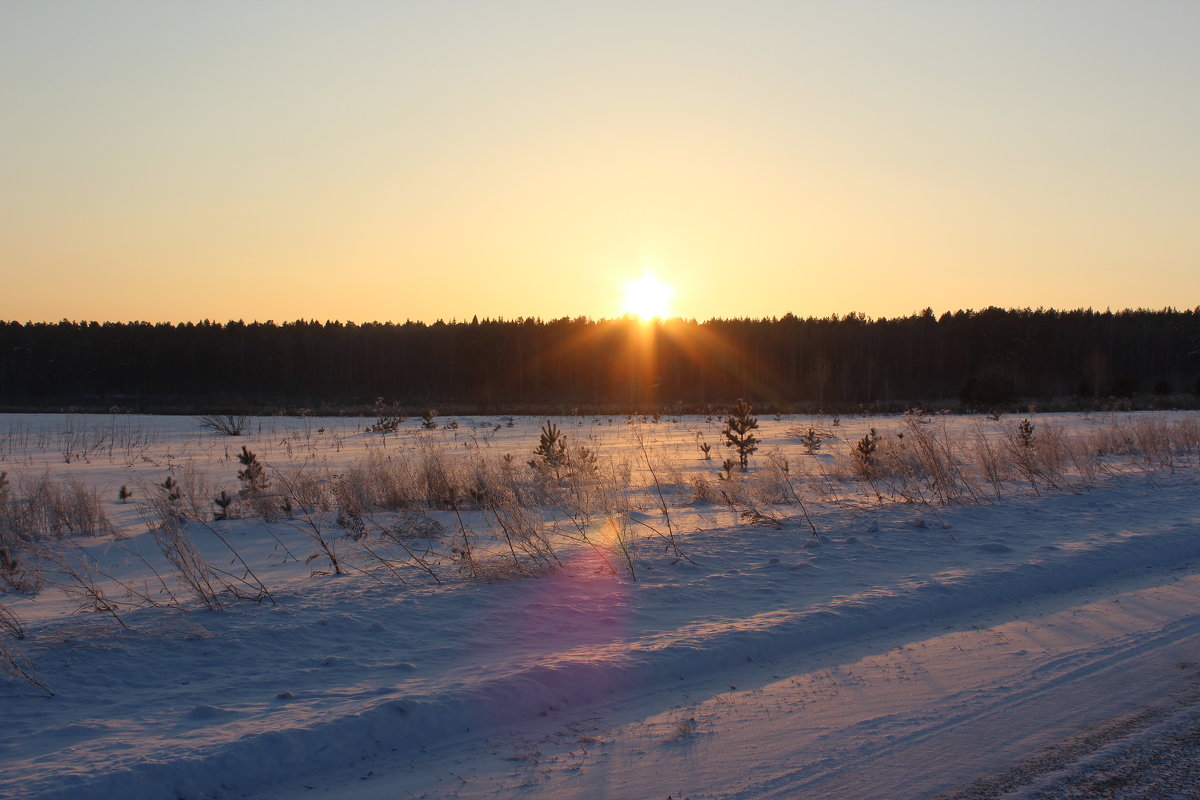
[2,410,1200,799]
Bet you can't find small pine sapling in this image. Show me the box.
[1017,418,1035,448]
[529,421,567,479]
[213,490,234,521]
[699,441,712,460]
[161,476,182,502]
[335,504,367,541]
[159,476,183,520]
[722,398,759,470]
[365,398,404,433]
[801,428,822,454]
[118,485,132,503]
[236,446,269,497]
[853,428,880,476]
[718,457,737,481]
[421,409,439,430]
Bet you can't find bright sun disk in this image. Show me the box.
[622,273,674,320]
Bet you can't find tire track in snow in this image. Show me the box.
[936,679,1200,799]
[732,614,1200,799]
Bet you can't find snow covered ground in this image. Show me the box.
[1,411,1199,799]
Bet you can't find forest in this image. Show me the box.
[2,307,1198,413]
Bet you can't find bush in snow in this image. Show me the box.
[365,398,404,434]
[196,414,249,436]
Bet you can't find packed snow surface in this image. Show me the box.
[1,411,1199,799]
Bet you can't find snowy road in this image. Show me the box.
[258,568,1200,800]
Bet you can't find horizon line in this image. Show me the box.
[4,305,1199,327]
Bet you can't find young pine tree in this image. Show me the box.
[1017,418,1035,449]
[236,446,269,497]
[213,490,234,521]
[529,421,567,479]
[161,476,182,502]
[852,428,881,478]
[723,399,759,470]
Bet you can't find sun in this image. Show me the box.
[621,273,674,320]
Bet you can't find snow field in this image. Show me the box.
[1,411,1199,798]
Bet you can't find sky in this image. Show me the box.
[2,1,1198,324]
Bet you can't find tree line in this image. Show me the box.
[2,307,1198,413]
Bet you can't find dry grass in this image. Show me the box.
[0,600,52,695]
[5,411,1200,692]
[4,412,1200,600]
[1,472,112,545]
